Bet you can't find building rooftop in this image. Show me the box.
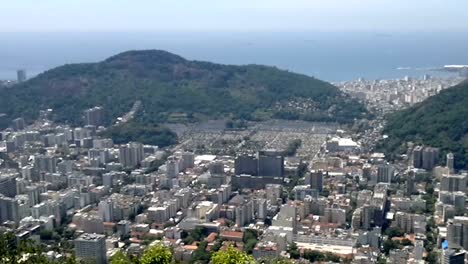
[76,233,105,241]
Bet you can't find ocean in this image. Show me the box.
[1,31,467,82]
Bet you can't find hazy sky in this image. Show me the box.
[2,0,468,32]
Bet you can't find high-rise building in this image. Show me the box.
[166,158,180,178]
[442,249,465,264]
[84,106,105,127]
[98,200,114,222]
[17,69,26,82]
[235,200,254,227]
[406,172,415,195]
[234,151,284,178]
[441,174,467,193]
[362,163,372,180]
[439,191,466,212]
[447,217,468,250]
[34,154,57,173]
[447,153,455,173]
[234,154,258,176]
[393,212,426,234]
[0,174,17,198]
[209,161,224,175]
[12,118,25,131]
[306,170,324,192]
[119,142,144,168]
[180,152,195,171]
[266,184,282,205]
[0,195,19,223]
[272,204,297,234]
[74,233,107,264]
[412,146,423,169]
[258,150,284,177]
[377,164,394,183]
[422,147,439,170]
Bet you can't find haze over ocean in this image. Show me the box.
[1,31,468,82]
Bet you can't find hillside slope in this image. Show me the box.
[0,50,366,127]
[381,80,468,169]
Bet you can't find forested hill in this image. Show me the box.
[0,50,366,127]
[381,80,468,169]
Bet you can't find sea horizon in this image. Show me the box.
[1,31,467,82]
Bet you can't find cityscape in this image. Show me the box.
[0,68,466,264]
[1,1,468,264]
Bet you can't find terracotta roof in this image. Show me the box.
[103,222,116,227]
[206,232,218,243]
[183,245,198,251]
[220,231,243,239]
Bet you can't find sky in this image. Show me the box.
[1,0,468,32]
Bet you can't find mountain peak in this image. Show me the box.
[104,50,186,65]
[0,49,365,130]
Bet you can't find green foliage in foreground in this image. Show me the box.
[100,121,177,147]
[140,244,173,264]
[0,232,77,264]
[110,244,263,264]
[381,80,468,169]
[212,246,256,264]
[110,250,132,264]
[111,244,172,264]
[0,50,366,128]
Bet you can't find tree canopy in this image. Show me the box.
[100,121,177,147]
[381,80,468,169]
[140,244,173,264]
[0,232,77,264]
[212,246,256,264]
[0,50,366,129]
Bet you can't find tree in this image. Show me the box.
[384,227,404,238]
[303,250,324,262]
[140,244,173,264]
[39,230,54,240]
[284,139,302,156]
[426,251,438,264]
[400,238,413,246]
[111,250,133,264]
[377,256,387,264]
[243,229,259,254]
[191,241,211,264]
[0,232,50,264]
[287,242,300,259]
[383,240,401,255]
[212,246,256,264]
[0,232,79,264]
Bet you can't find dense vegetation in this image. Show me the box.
[100,121,177,146]
[110,243,282,264]
[243,229,260,254]
[109,243,172,264]
[0,50,365,129]
[284,139,302,156]
[212,246,256,264]
[380,80,468,169]
[0,232,77,263]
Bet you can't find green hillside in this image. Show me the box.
[381,80,468,169]
[0,50,365,128]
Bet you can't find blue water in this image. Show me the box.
[1,31,467,82]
